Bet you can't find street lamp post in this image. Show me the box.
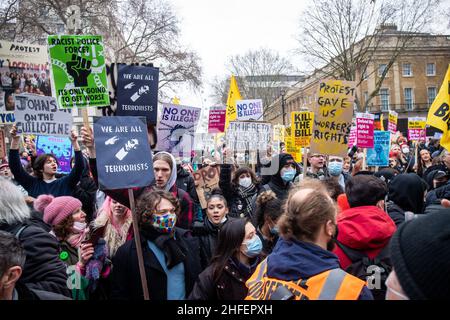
[280,89,286,125]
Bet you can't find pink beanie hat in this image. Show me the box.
[34,195,82,226]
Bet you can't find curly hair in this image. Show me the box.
[254,190,283,228]
[53,215,74,240]
[278,188,336,242]
[136,190,180,227]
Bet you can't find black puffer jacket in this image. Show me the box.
[386,201,407,227]
[176,165,199,205]
[0,221,70,297]
[388,173,428,222]
[219,164,261,219]
[192,217,234,269]
[188,256,259,300]
[262,153,300,201]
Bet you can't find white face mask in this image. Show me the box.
[239,177,252,188]
[402,147,410,154]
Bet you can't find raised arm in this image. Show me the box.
[64,130,84,187]
[8,125,36,190]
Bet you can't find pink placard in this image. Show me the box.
[348,125,357,147]
[208,107,226,133]
[388,121,397,133]
[408,129,426,142]
[356,114,374,148]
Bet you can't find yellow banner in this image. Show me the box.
[309,79,356,157]
[291,111,314,147]
[225,75,242,130]
[408,118,426,130]
[426,64,450,150]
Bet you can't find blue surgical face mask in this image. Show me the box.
[242,235,263,258]
[328,161,343,176]
[281,168,296,182]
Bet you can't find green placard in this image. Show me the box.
[47,35,110,108]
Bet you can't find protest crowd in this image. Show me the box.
[1,36,450,302]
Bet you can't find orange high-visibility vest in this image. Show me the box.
[245,259,366,300]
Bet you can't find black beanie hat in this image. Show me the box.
[389,209,450,299]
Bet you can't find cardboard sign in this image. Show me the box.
[14,94,73,137]
[36,135,73,174]
[94,116,154,190]
[157,103,201,156]
[388,110,398,133]
[310,79,355,157]
[408,117,426,142]
[208,106,226,133]
[0,129,5,159]
[356,113,374,148]
[236,99,264,121]
[226,121,272,155]
[193,165,220,209]
[285,136,302,163]
[291,111,314,147]
[367,131,391,167]
[48,35,109,108]
[116,65,159,124]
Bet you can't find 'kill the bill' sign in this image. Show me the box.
[94,116,154,190]
[47,35,110,108]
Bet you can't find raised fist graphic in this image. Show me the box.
[66,54,92,87]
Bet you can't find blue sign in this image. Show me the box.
[367,131,390,167]
[116,65,159,125]
[36,135,73,174]
[94,116,154,190]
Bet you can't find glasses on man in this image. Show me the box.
[311,154,324,158]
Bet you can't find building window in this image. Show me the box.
[428,87,437,106]
[378,64,387,77]
[402,63,412,77]
[404,88,414,110]
[426,63,436,76]
[380,89,389,111]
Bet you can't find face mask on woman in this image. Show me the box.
[328,161,343,176]
[280,168,296,182]
[239,177,252,188]
[152,212,177,234]
[242,235,263,258]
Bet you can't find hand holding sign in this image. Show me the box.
[81,126,96,158]
[9,124,20,150]
[66,54,92,87]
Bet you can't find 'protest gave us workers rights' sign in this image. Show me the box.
[116,65,159,125]
[48,35,110,108]
[94,116,154,190]
[310,79,355,157]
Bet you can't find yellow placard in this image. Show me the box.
[273,124,285,141]
[285,136,302,162]
[291,111,314,147]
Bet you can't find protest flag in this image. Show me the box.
[225,75,242,130]
[426,64,450,150]
[172,96,180,105]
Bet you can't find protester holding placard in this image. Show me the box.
[83,125,195,230]
[111,190,201,300]
[8,124,84,199]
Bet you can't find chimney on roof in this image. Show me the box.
[378,23,398,31]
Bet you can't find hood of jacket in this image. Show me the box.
[388,173,427,213]
[269,153,300,187]
[266,237,340,281]
[337,206,396,251]
[154,151,177,191]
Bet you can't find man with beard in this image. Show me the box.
[246,179,373,300]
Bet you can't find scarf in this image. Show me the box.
[93,212,132,258]
[140,224,187,269]
[237,183,258,219]
[66,223,89,248]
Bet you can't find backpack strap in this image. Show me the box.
[335,240,368,263]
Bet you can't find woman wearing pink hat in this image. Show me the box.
[34,194,108,300]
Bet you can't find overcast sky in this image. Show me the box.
[169,0,308,109]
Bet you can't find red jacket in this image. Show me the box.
[333,206,396,270]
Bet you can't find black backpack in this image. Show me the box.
[336,241,392,300]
